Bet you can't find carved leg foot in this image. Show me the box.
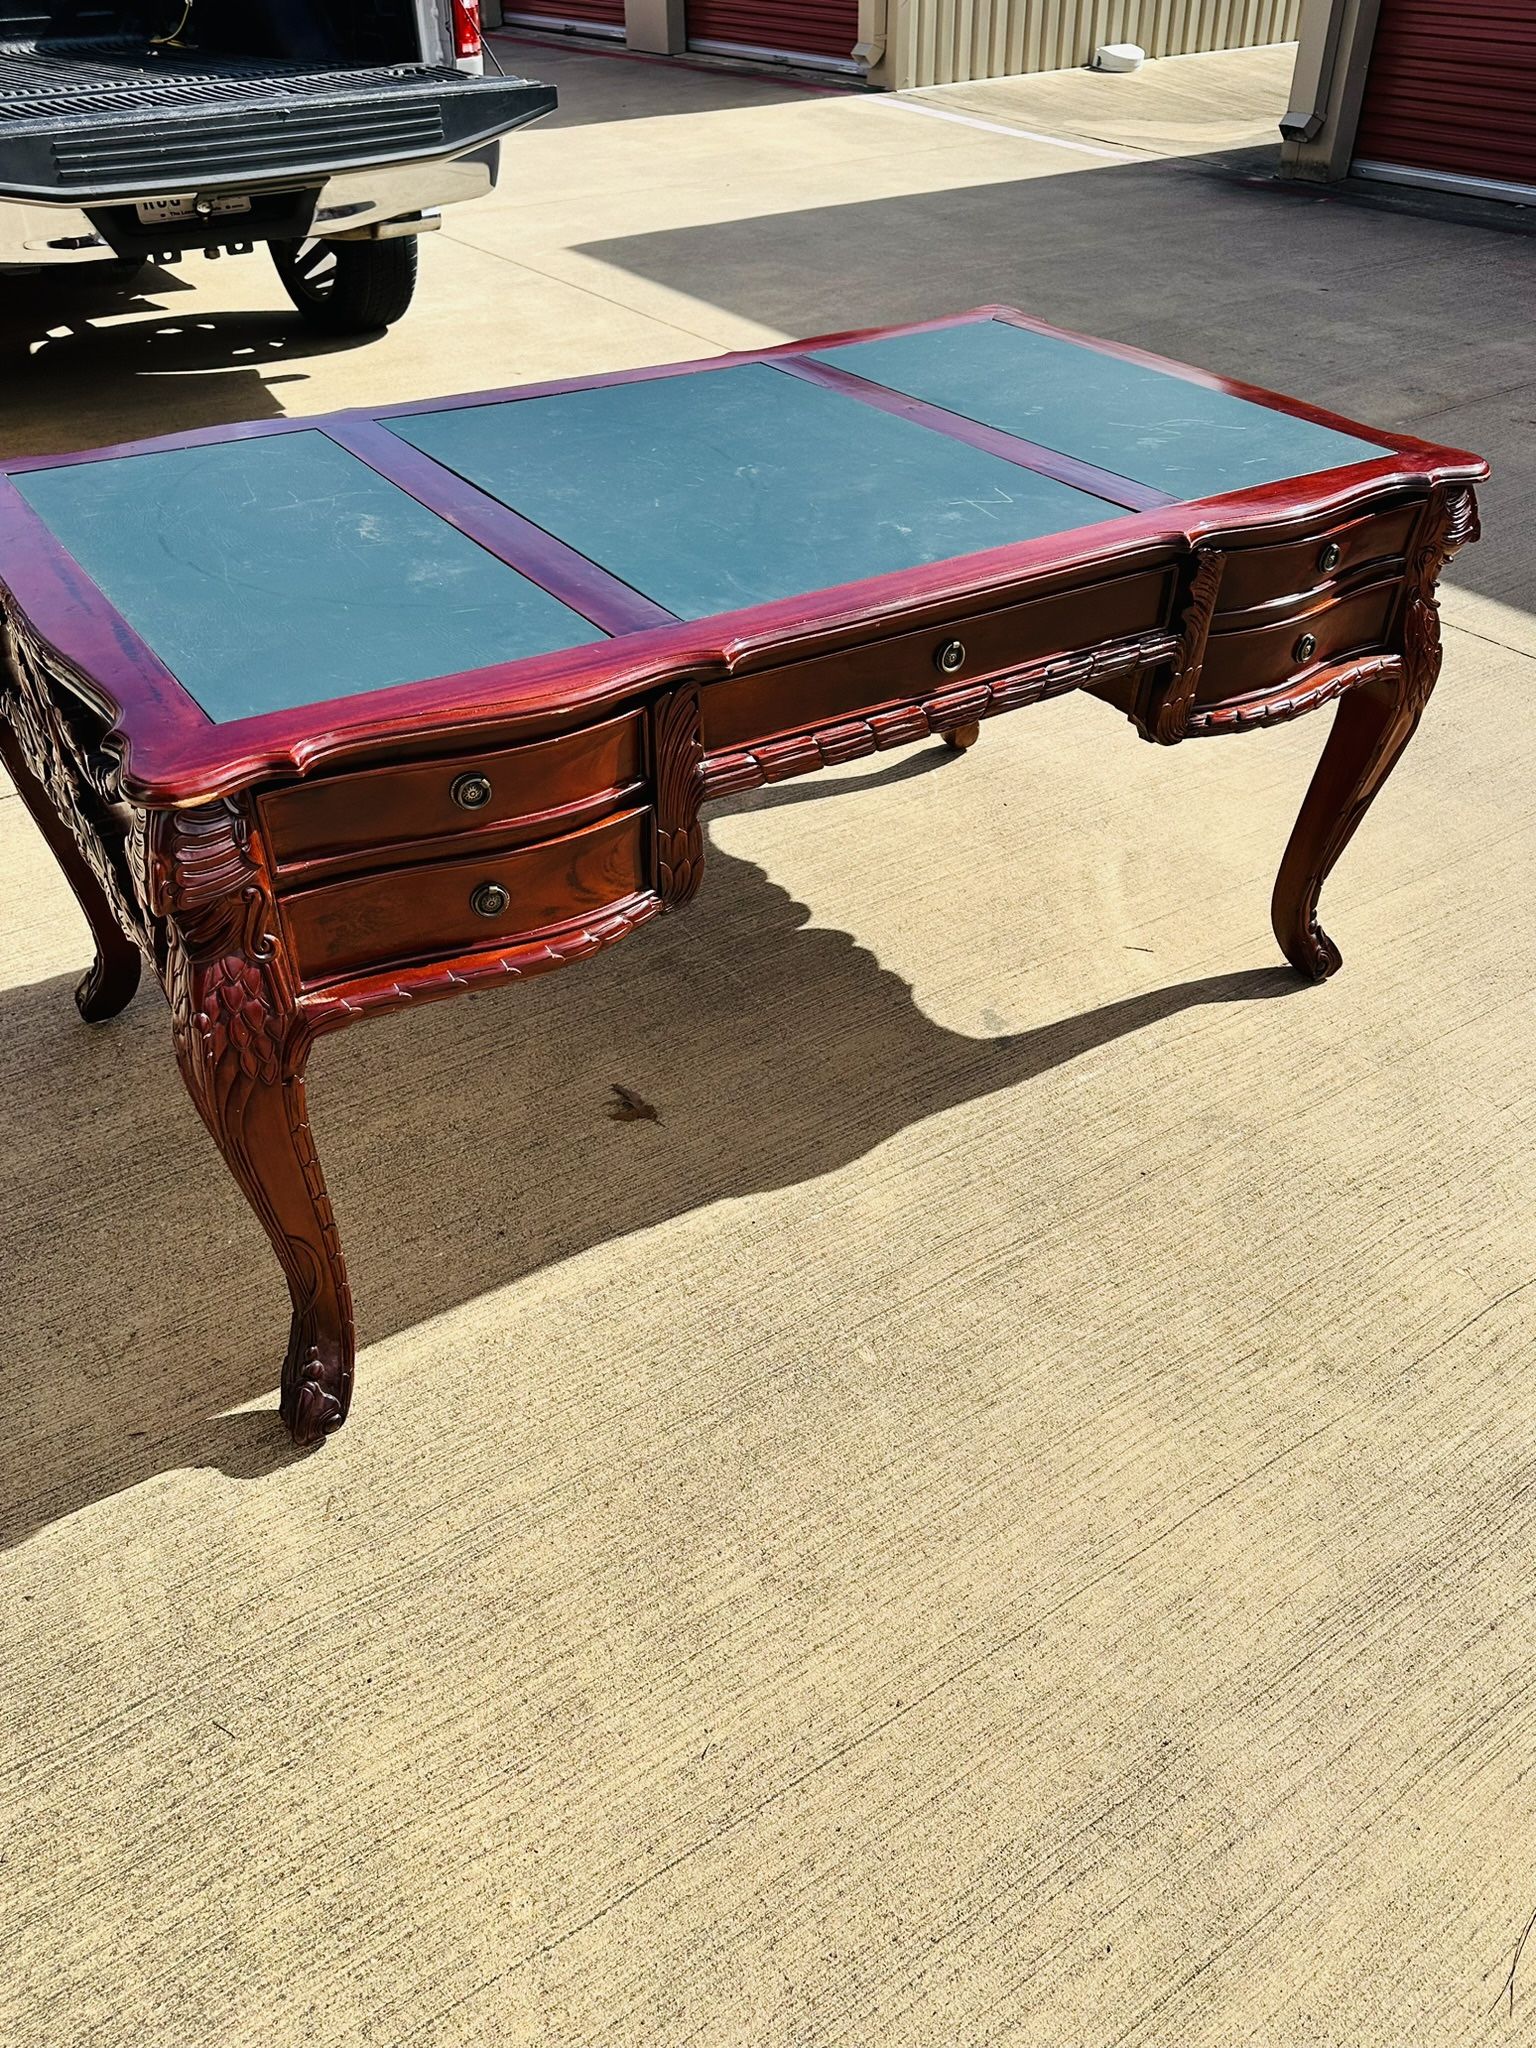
[943,722,981,753]
[75,934,143,1023]
[174,1003,356,1446]
[0,717,142,1022]
[272,1066,354,1446]
[1271,489,1472,982]
[282,1298,353,1447]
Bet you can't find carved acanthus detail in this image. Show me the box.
[1133,548,1225,746]
[653,682,705,907]
[1401,485,1479,716]
[0,610,149,952]
[153,802,289,1082]
[1185,653,1402,737]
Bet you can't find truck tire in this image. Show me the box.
[271,236,418,335]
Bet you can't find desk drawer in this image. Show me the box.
[281,808,650,983]
[260,711,644,874]
[1198,580,1399,704]
[1217,502,1420,615]
[702,568,1173,751]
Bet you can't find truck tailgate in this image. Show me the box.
[0,42,555,201]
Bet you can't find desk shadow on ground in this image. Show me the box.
[0,262,372,457]
[0,753,1302,1550]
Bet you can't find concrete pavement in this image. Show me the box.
[3,41,1536,2048]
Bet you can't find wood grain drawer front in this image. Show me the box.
[261,712,644,871]
[1217,503,1420,615]
[1198,581,1399,705]
[702,567,1174,751]
[282,809,650,983]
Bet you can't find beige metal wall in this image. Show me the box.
[883,0,1301,89]
[1279,0,1379,180]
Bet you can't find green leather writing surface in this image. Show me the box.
[14,431,603,723]
[810,321,1390,501]
[387,364,1123,621]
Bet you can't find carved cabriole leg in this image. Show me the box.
[150,800,355,1445]
[0,714,142,1020]
[1271,486,1480,982]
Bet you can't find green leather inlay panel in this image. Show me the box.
[810,321,1391,501]
[14,431,604,723]
[387,363,1124,621]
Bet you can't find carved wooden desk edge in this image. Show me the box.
[0,422,1484,1447]
[0,606,150,1019]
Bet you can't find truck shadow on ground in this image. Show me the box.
[0,263,373,456]
[0,750,1304,1550]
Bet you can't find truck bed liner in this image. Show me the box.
[0,39,455,113]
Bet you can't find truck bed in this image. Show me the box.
[0,35,555,200]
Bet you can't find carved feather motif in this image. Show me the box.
[653,683,705,907]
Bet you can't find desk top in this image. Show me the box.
[0,307,1485,803]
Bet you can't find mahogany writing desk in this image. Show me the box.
[0,308,1486,1444]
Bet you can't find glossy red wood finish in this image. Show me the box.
[1200,574,1402,701]
[701,565,1175,750]
[0,308,1488,1444]
[0,306,1483,807]
[260,709,645,871]
[280,807,650,981]
[1214,500,1420,611]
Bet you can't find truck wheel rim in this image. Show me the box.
[288,240,338,299]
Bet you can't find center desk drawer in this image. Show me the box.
[702,567,1173,750]
[281,808,649,983]
[260,711,644,872]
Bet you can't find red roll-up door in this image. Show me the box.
[1353,0,1536,194]
[503,0,624,35]
[686,0,860,67]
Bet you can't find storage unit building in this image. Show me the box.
[1282,0,1536,204]
[503,0,625,40]
[493,0,1300,89]
[685,0,861,69]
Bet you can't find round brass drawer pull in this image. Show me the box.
[452,772,493,811]
[935,639,966,675]
[1317,541,1342,574]
[1294,632,1318,665]
[470,882,510,919]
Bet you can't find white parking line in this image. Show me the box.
[877,95,1139,162]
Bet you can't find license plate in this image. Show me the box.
[134,193,254,225]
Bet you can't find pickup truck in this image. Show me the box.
[0,0,554,331]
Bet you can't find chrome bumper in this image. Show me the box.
[0,143,496,267]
